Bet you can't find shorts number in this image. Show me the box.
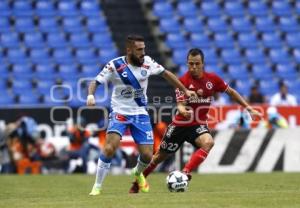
[167,143,178,151]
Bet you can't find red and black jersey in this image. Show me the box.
[173,71,228,126]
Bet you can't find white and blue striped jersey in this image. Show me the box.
[95,56,165,115]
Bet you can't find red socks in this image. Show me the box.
[143,162,157,177]
[183,148,208,173]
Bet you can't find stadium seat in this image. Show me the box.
[7,48,27,63]
[91,33,114,49]
[69,33,91,48]
[58,63,78,78]
[235,80,251,96]
[183,18,204,33]
[57,1,79,17]
[268,49,290,64]
[165,33,187,49]
[271,1,291,17]
[293,49,300,63]
[172,49,188,65]
[190,33,212,48]
[98,49,118,64]
[81,64,98,77]
[223,1,245,17]
[12,0,34,17]
[275,64,296,79]
[0,17,11,32]
[261,33,282,48]
[35,0,56,17]
[207,18,228,33]
[244,49,266,64]
[159,18,181,33]
[200,2,221,17]
[38,17,59,33]
[285,33,300,48]
[24,32,45,48]
[12,63,33,74]
[177,1,198,18]
[251,64,273,79]
[0,92,14,105]
[46,32,68,48]
[153,2,174,18]
[247,1,269,17]
[62,17,83,33]
[202,48,218,65]
[30,48,51,64]
[237,33,258,49]
[227,64,249,79]
[205,64,223,75]
[0,1,11,17]
[255,17,276,33]
[86,17,108,33]
[221,49,243,65]
[52,48,74,64]
[231,17,253,33]
[214,33,234,49]
[80,0,102,17]
[76,49,98,64]
[278,17,299,33]
[14,17,35,32]
[34,63,57,78]
[1,32,20,48]
[260,79,278,96]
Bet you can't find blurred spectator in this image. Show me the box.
[259,107,288,129]
[270,82,297,106]
[212,92,227,106]
[248,85,265,104]
[0,126,14,173]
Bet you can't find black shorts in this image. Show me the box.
[159,124,210,153]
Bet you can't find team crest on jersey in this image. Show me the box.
[141,70,147,77]
[189,84,195,89]
[206,81,213,90]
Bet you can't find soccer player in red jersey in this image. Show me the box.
[129,48,262,193]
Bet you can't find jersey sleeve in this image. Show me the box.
[95,61,114,84]
[212,73,229,92]
[147,56,165,75]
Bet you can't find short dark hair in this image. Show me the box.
[187,48,204,62]
[126,34,145,48]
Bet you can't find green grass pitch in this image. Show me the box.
[0,173,299,208]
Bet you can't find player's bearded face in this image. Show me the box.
[187,55,204,78]
[130,41,145,67]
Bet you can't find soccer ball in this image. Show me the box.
[166,170,189,192]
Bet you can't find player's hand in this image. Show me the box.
[246,106,262,120]
[87,94,96,106]
[178,106,193,119]
[184,90,198,98]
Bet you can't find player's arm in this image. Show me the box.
[161,70,197,98]
[225,86,262,120]
[177,101,193,119]
[87,80,100,106]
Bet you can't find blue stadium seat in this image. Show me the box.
[214,33,234,49]
[76,49,98,64]
[86,17,108,33]
[261,33,282,48]
[237,33,258,49]
[278,17,299,33]
[81,64,97,77]
[205,64,223,75]
[30,48,51,64]
[159,18,181,33]
[47,32,68,48]
[177,1,197,18]
[58,63,78,78]
[221,49,243,65]
[268,49,290,64]
[34,63,57,78]
[35,0,56,17]
[275,64,296,79]
[251,64,273,79]
[231,17,252,33]
[288,80,300,95]
[62,17,83,33]
[260,79,278,96]
[183,18,204,33]
[207,18,228,33]
[153,2,174,18]
[57,1,79,17]
[12,79,32,90]
[255,17,276,33]
[12,0,34,17]
[296,1,300,15]
[202,48,218,65]
[69,33,90,48]
[98,49,118,64]
[165,33,187,49]
[245,49,266,64]
[235,80,251,96]
[14,17,35,32]
[80,0,101,17]
[24,32,45,48]
[36,80,55,92]
[247,1,269,17]
[1,32,20,48]
[38,17,59,33]
[52,48,74,64]
[0,1,11,17]
[271,1,291,17]
[293,49,300,63]
[190,33,212,48]
[200,2,221,17]
[227,64,249,79]
[0,64,9,77]
[12,63,33,74]
[91,33,114,49]
[285,33,300,48]
[223,1,245,17]
[0,17,11,32]
[7,48,27,63]
[172,49,188,65]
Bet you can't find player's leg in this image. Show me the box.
[90,113,127,196]
[183,126,214,178]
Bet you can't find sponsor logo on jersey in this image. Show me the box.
[121,71,127,77]
[206,81,213,90]
[121,87,133,98]
[116,64,127,72]
[189,84,195,89]
[188,96,212,104]
[141,70,147,77]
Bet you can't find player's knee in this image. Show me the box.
[103,144,117,157]
[202,138,214,151]
[140,152,153,164]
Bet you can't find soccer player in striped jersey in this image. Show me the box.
[87,35,196,195]
[129,48,262,193]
